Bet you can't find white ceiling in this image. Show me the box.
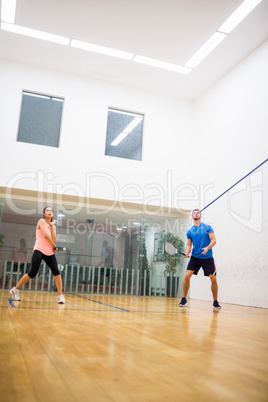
[0,0,267,100]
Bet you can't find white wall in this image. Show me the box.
[0,40,267,307]
[190,41,268,308]
[0,59,193,210]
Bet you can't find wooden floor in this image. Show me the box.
[1,291,268,402]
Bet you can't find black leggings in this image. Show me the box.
[28,250,60,279]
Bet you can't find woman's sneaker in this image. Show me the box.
[213,300,221,309]
[179,297,187,307]
[10,287,21,301]
[58,294,65,304]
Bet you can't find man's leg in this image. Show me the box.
[182,270,194,298]
[209,274,218,301]
[182,270,194,299]
[179,270,194,306]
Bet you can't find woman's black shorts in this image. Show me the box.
[28,250,60,278]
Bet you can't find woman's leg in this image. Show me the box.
[15,273,31,289]
[54,274,63,294]
[16,250,43,289]
[10,250,43,301]
[43,254,65,303]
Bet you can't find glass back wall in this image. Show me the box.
[0,198,188,297]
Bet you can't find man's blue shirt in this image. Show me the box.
[187,223,214,259]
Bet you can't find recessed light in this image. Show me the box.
[1,0,17,23]
[185,32,227,69]
[218,0,263,34]
[1,22,70,45]
[70,39,134,60]
[133,55,192,74]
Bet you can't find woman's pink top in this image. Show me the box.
[33,224,54,256]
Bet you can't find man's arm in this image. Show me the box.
[202,232,216,255]
[184,238,192,258]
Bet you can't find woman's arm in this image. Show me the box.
[50,222,57,243]
[38,219,56,248]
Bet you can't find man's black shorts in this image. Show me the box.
[187,256,216,276]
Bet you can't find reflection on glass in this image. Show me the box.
[0,198,187,297]
[17,91,64,148]
[105,108,144,161]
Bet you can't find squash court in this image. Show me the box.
[1,290,268,402]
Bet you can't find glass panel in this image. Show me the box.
[0,197,187,297]
[17,91,64,148]
[105,108,144,161]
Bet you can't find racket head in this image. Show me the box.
[164,241,178,255]
[164,241,186,256]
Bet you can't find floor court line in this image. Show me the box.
[72,293,130,311]
[8,298,16,308]
[1,304,186,314]
[4,292,267,315]
[1,304,205,314]
[3,293,184,314]
[70,294,217,314]
[3,301,266,315]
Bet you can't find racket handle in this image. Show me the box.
[55,246,67,251]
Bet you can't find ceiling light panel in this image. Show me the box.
[71,39,134,60]
[185,32,227,69]
[133,55,192,74]
[1,22,71,45]
[1,0,17,23]
[218,0,263,34]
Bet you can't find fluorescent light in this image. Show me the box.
[71,39,134,60]
[218,0,263,34]
[1,0,17,23]
[133,55,192,74]
[1,22,70,45]
[184,0,263,69]
[110,133,128,146]
[111,116,143,146]
[123,117,143,134]
[185,32,227,69]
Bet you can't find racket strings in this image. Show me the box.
[164,242,177,255]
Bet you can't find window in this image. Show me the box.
[17,91,64,148]
[105,108,144,161]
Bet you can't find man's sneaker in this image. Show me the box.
[58,294,65,304]
[213,300,221,309]
[179,297,187,307]
[10,287,21,301]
